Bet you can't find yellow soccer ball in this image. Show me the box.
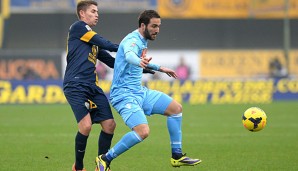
[242,107,267,132]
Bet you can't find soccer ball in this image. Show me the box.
[242,107,267,132]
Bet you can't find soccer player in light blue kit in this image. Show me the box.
[95,10,201,171]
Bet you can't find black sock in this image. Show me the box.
[172,153,183,160]
[98,130,114,155]
[75,131,88,170]
[101,154,110,164]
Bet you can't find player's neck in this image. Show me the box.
[137,29,146,40]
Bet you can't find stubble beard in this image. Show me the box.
[144,28,155,40]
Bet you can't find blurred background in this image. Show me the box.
[0,0,298,104]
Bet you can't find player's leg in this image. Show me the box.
[76,114,92,170]
[64,84,91,171]
[98,119,115,154]
[144,91,184,159]
[146,90,201,167]
[95,118,115,171]
[164,99,202,167]
[91,90,116,156]
[164,100,183,158]
[96,99,147,170]
[103,122,147,162]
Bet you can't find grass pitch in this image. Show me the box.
[0,101,298,171]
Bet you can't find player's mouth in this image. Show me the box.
[152,34,157,38]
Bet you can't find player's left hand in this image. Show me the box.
[159,66,178,79]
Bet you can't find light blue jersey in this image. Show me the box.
[110,29,173,126]
[110,30,148,104]
[100,11,192,165]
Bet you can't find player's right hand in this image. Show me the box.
[159,66,178,79]
[139,56,152,69]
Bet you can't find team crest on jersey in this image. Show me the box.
[85,25,92,31]
[130,42,136,47]
[130,38,138,47]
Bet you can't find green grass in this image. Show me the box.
[1,101,298,171]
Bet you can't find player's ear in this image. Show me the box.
[79,10,85,19]
[141,23,146,30]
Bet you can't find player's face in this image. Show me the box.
[143,18,161,40]
[81,4,99,27]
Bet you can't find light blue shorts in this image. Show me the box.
[111,87,172,129]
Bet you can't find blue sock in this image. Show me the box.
[75,131,88,170]
[167,113,183,158]
[105,131,142,162]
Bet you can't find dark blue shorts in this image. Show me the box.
[63,82,113,123]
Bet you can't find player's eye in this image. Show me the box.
[152,25,159,29]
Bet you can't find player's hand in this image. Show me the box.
[139,56,152,69]
[159,66,178,79]
[144,56,152,62]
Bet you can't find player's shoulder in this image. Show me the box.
[129,30,140,38]
[125,31,141,43]
[69,21,92,32]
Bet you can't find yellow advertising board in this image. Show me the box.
[0,0,10,48]
[250,0,298,18]
[200,50,298,78]
[157,0,298,19]
[1,79,298,104]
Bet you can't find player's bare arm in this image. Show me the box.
[159,66,178,79]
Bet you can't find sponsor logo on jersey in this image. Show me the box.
[85,25,92,31]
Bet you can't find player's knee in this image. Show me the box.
[79,121,92,135]
[109,120,116,131]
[139,129,150,139]
[175,103,183,113]
[101,119,116,134]
[78,114,93,135]
[165,100,183,115]
[134,124,150,140]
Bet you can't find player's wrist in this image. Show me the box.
[158,66,165,72]
[147,63,160,71]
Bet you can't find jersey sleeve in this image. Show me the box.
[97,50,115,68]
[69,21,91,41]
[71,21,119,52]
[123,37,140,57]
[88,34,119,52]
[97,50,154,74]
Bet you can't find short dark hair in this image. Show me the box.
[138,10,160,27]
[76,0,98,19]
